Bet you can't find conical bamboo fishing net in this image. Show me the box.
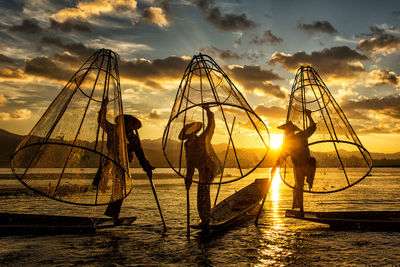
[279,66,373,193]
[162,54,270,185]
[10,49,132,205]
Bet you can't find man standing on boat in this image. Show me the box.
[180,104,222,227]
[96,98,154,223]
[271,109,316,217]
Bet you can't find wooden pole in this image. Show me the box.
[134,130,167,233]
[147,172,167,233]
[255,195,267,226]
[255,177,271,226]
[186,188,190,238]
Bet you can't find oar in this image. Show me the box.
[186,188,190,238]
[135,129,167,234]
[147,171,167,234]
[255,177,272,226]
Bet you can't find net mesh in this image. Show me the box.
[162,54,270,185]
[10,49,132,205]
[280,66,373,193]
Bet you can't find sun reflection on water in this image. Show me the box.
[269,168,284,228]
[270,167,282,200]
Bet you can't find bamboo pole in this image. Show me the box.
[135,130,167,233]
[255,177,272,226]
[186,188,190,238]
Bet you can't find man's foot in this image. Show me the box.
[291,208,304,218]
[306,176,314,190]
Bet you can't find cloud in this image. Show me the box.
[148,109,161,119]
[0,54,15,66]
[250,30,283,45]
[254,105,287,119]
[357,25,400,55]
[89,36,152,57]
[119,56,190,85]
[352,124,400,135]
[142,7,170,27]
[200,46,265,62]
[268,46,368,79]
[358,34,400,55]
[228,65,287,98]
[49,18,91,32]
[190,0,256,31]
[342,94,400,119]
[345,109,370,121]
[24,56,74,81]
[40,37,96,58]
[0,94,7,106]
[234,36,242,48]
[0,109,31,120]
[206,7,256,31]
[53,52,83,67]
[9,18,43,34]
[119,56,286,98]
[200,46,242,60]
[229,65,283,82]
[51,0,137,22]
[0,68,24,79]
[190,0,215,12]
[159,0,173,23]
[142,0,173,28]
[297,20,338,35]
[367,69,400,87]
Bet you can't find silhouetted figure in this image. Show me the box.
[180,105,222,227]
[271,109,316,217]
[96,99,154,222]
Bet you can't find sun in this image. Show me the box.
[270,134,284,149]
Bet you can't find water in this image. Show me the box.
[0,168,400,265]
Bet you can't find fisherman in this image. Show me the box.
[271,109,316,217]
[96,98,154,223]
[180,104,222,227]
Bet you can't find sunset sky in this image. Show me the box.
[0,0,400,153]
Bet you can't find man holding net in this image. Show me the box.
[179,104,222,227]
[96,99,154,223]
[271,109,316,217]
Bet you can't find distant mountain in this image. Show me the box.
[0,128,399,168]
[0,129,24,167]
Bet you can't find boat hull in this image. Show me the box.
[285,210,400,231]
[191,178,271,231]
[0,213,137,236]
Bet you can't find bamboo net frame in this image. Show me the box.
[279,66,373,193]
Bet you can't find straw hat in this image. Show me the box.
[116,115,142,131]
[178,122,203,140]
[277,121,301,132]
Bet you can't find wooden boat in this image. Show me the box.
[0,212,137,236]
[191,178,271,231]
[285,210,400,231]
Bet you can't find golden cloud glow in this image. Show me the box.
[142,7,170,27]
[0,94,7,106]
[51,0,137,22]
[0,109,32,120]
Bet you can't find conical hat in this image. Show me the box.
[123,115,142,131]
[277,121,301,132]
[178,122,202,140]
